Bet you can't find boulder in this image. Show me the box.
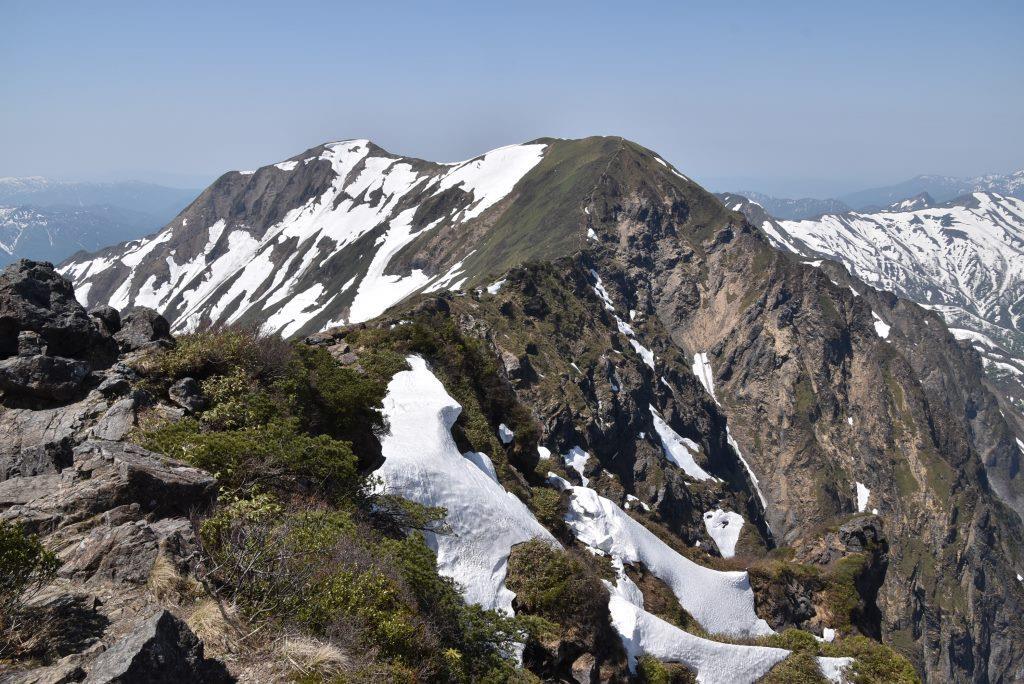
[113,309,173,353]
[82,610,232,683]
[88,306,121,336]
[0,260,117,367]
[0,354,91,402]
[167,377,205,413]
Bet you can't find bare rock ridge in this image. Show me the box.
[0,260,229,683]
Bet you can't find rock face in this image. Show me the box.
[0,260,117,367]
[83,610,232,684]
[0,261,230,681]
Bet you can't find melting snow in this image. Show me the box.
[855,482,871,513]
[818,657,853,683]
[563,446,591,486]
[590,269,615,310]
[871,312,891,339]
[649,406,715,481]
[703,509,744,558]
[486,278,506,295]
[376,356,555,613]
[433,143,546,222]
[691,352,719,405]
[564,485,773,637]
[537,446,551,460]
[274,160,298,171]
[728,427,767,509]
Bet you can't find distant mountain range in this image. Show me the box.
[0,178,198,265]
[728,169,1024,220]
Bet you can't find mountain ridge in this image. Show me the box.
[48,136,1024,681]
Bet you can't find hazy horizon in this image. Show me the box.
[4,0,1022,198]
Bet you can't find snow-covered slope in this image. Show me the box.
[377,355,555,613]
[59,139,551,336]
[747,192,1024,410]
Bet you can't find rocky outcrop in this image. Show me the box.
[0,261,229,682]
[82,610,232,684]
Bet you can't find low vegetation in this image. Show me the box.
[131,325,540,681]
[0,521,60,658]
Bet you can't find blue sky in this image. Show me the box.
[3,0,1022,196]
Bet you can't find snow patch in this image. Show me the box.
[703,509,744,558]
[871,311,891,339]
[563,447,591,486]
[486,278,506,295]
[855,482,871,513]
[691,352,719,404]
[498,423,514,444]
[377,356,555,613]
[649,406,714,481]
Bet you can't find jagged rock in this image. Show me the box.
[2,441,217,534]
[167,377,204,413]
[0,260,117,368]
[113,309,172,353]
[0,393,108,481]
[82,610,232,683]
[839,515,886,554]
[0,355,91,402]
[59,517,197,585]
[88,306,121,336]
[89,398,137,442]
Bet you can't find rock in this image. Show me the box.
[18,330,47,356]
[113,309,172,353]
[0,260,117,368]
[839,515,886,553]
[89,399,137,442]
[17,591,109,660]
[0,393,108,481]
[82,610,233,683]
[88,306,121,336]
[58,518,200,586]
[0,354,91,402]
[167,378,205,413]
[2,441,217,534]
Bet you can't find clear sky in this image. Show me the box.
[3,0,1022,197]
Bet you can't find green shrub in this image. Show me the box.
[637,654,697,683]
[761,651,828,683]
[821,636,919,683]
[140,418,363,503]
[505,540,609,639]
[1,522,59,656]
[0,522,58,612]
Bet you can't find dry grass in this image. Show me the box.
[147,553,202,605]
[280,635,350,677]
[186,598,237,657]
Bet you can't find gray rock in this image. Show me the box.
[83,610,232,683]
[2,441,217,534]
[167,377,204,413]
[0,260,117,368]
[0,355,91,403]
[89,399,137,442]
[88,306,121,336]
[0,393,108,481]
[113,309,172,353]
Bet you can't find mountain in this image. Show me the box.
[0,204,162,266]
[838,170,1024,210]
[721,191,852,220]
[734,190,1024,437]
[0,177,200,266]
[0,177,199,220]
[32,137,1024,681]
